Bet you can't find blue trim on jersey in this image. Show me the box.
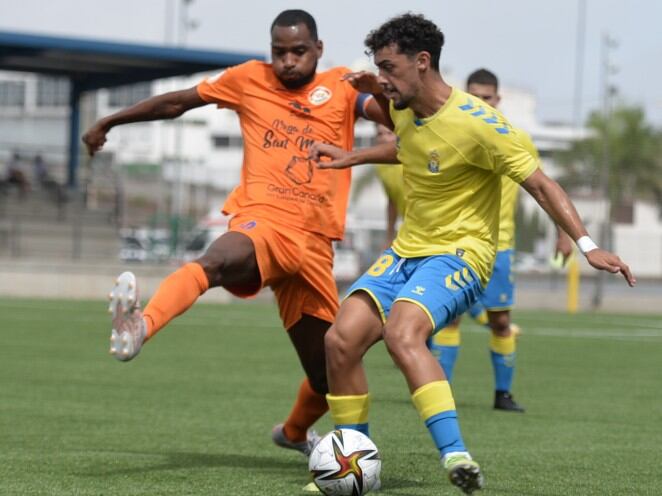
[480,249,515,309]
[346,249,483,333]
[355,93,372,118]
[458,96,510,134]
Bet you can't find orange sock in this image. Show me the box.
[283,378,329,443]
[143,262,209,340]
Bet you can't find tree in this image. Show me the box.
[555,105,662,219]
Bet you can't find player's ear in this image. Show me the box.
[316,39,324,58]
[416,51,431,71]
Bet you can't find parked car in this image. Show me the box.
[119,228,170,263]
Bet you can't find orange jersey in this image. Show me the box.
[197,60,362,240]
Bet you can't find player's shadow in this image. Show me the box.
[78,449,302,477]
[79,450,437,494]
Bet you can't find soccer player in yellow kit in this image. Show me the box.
[309,13,634,494]
[428,69,574,412]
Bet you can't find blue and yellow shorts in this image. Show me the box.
[480,248,515,311]
[346,248,483,333]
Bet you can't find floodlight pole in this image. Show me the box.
[572,0,586,131]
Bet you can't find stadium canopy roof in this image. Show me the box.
[0,30,264,185]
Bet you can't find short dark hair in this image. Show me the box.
[271,9,318,41]
[466,68,499,91]
[364,13,444,71]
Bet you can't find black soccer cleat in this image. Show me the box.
[494,391,525,412]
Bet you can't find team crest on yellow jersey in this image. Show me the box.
[427,150,441,173]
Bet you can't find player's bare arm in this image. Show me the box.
[554,226,574,266]
[521,169,635,286]
[344,71,393,129]
[309,141,398,169]
[82,87,207,156]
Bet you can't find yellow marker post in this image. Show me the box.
[566,252,580,314]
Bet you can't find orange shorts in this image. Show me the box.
[226,214,339,330]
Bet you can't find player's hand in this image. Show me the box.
[82,122,109,156]
[342,71,383,95]
[585,249,636,287]
[309,142,354,169]
[554,233,574,266]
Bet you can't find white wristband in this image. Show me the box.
[576,236,598,254]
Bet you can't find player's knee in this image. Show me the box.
[195,252,227,288]
[382,322,424,363]
[489,314,511,336]
[324,325,356,367]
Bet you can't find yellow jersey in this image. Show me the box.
[390,88,539,285]
[376,163,405,216]
[497,130,539,251]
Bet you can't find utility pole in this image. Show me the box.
[170,0,198,255]
[592,32,618,309]
[572,0,586,131]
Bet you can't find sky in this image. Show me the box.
[1,0,661,126]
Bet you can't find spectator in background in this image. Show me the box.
[33,154,50,187]
[7,152,30,198]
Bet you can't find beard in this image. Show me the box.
[279,61,318,89]
[393,98,408,110]
[392,94,412,110]
[383,84,411,110]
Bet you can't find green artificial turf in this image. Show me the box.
[1,298,660,495]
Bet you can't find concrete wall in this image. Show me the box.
[0,259,658,314]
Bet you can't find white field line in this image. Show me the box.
[461,325,662,341]
[1,301,661,340]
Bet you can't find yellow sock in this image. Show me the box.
[432,324,460,347]
[412,381,456,420]
[489,333,516,355]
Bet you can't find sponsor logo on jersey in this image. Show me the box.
[239,220,257,230]
[308,86,332,105]
[289,100,311,114]
[285,156,314,185]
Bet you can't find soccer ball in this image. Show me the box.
[308,429,381,495]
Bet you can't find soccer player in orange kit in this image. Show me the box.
[82,8,389,462]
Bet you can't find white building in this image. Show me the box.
[1,69,661,276]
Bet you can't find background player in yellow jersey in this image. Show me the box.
[309,13,634,493]
[428,69,574,413]
[374,124,404,245]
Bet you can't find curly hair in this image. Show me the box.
[365,13,444,71]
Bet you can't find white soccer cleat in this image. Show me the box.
[108,271,146,362]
